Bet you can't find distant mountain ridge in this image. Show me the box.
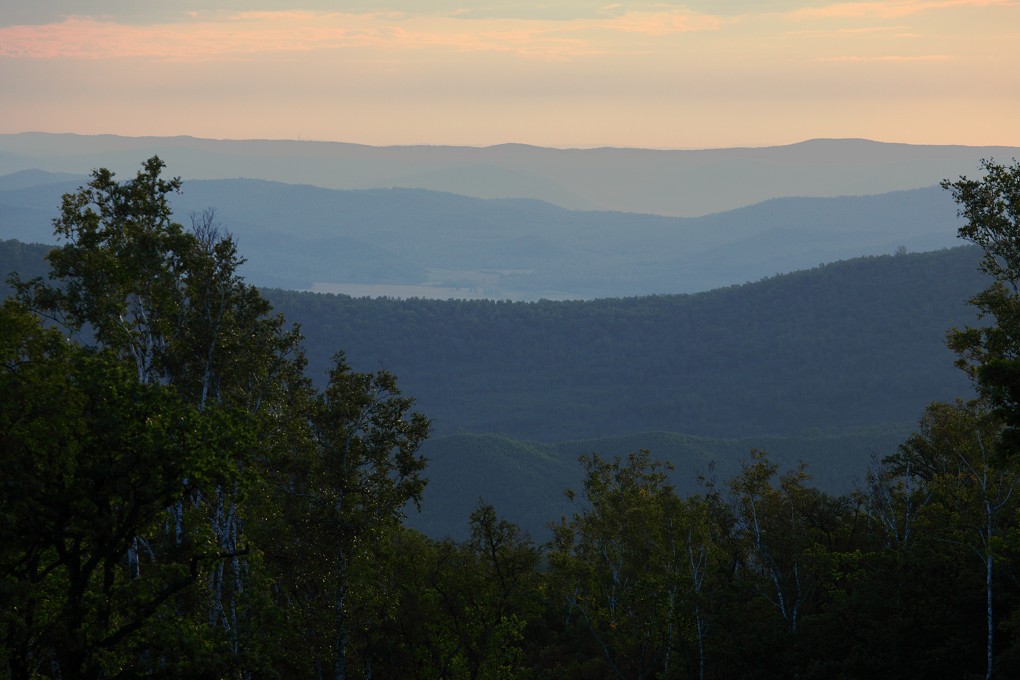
[1,132,1016,216]
[0,169,967,299]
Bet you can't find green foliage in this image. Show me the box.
[5,158,320,674]
[409,504,539,680]
[13,158,192,380]
[944,159,1020,288]
[253,354,429,677]
[329,508,539,680]
[0,300,249,678]
[944,159,1020,456]
[882,400,1020,680]
[549,451,718,679]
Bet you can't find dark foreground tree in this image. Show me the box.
[942,159,1020,680]
[9,157,309,668]
[257,354,429,679]
[364,504,540,679]
[549,451,724,680]
[0,300,250,679]
[943,159,1020,457]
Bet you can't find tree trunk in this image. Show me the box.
[334,549,348,680]
[986,527,993,680]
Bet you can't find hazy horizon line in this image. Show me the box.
[6,130,1020,154]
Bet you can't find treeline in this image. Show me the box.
[4,157,1020,679]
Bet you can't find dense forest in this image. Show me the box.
[4,239,981,443]
[4,156,1020,679]
[2,238,984,537]
[265,246,982,441]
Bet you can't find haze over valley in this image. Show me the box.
[2,134,1012,300]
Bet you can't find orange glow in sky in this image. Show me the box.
[1,1,1017,148]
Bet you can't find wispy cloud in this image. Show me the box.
[791,0,1017,20]
[0,8,726,61]
[785,25,914,35]
[603,9,726,36]
[814,53,953,61]
[0,13,398,60]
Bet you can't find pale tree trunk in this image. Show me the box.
[986,547,993,680]
[334,549,348,680]
[687,531,707,680]
[957,436,1020,680]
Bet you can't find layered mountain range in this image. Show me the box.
[0,133,1007,537]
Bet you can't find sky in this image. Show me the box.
[1,1,1018,149]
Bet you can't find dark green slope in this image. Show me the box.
[0,239,53,297]
[411,425,912,540]
[266,246,983,443]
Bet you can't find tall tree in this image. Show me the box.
[889,400,1020,680]
[0,300,249,679]
[261,355,429,680]
[943,160,1020,679]
[375,504,539,679]
[10,157,308,666]
[943,159,1020,456]
[550,450,720,680]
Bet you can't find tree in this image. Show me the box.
[888,400,1020,680]
[718,450,869,679]
[11,157,308,662]
[15,157,191,384]
[0,300,249,679]
[550,450,723,680]
[943,159,1020,456]
[3,156,441,678]
[261,355,429,680]
[728,451,812,640]
[449,503,539,680]
[942,159,1020,680]
[375,504,539,679]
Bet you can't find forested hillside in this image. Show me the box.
[0,240,50,296]
[409,426,913,540]
[4,239,981,444]
[266,246,982,442]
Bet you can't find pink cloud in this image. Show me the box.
[0,13,425,61]
[605,10,726,36]
[0,9,728,62]
[791,0,1016,20]
[813,53,953,61]
[785,25,914,35]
